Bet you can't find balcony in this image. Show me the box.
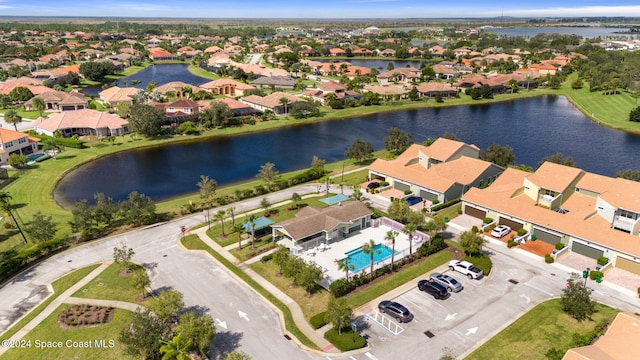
[612,216,639,233]
[537,192,560,209]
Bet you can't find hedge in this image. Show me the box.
[28,131,86,149]
[431,197,460,212]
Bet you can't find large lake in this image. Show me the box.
[488,26,636,39]
[54,96,640,206]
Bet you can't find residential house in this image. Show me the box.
[24,90,88,111]
[368,138,503,204]
[154,81,203,96]
[462,162,640,275]
[563,312,640,360]
[156,99,199,123]
[34,109,129,137]
[377,67,421,84]
[362,84,407,100]
[0,128,40,165]
[148,48,176,61]
[206,98,258,117]
[432,64,459,79]
[329,48,346,56]
[200,78,255,97]
[304,80,362,104]
[250,75,297,89]
[270,201,373,254]
[99,86,138,106]
[240,91,304,115]
[378,48,396,57]
[413,82,459,98]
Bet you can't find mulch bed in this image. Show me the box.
[57,304,115,329]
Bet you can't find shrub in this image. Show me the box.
[310,311,328,329]
[471,225,479,233]
[517,228,528,237]
[261,254,273,263]
[545,254,555,263]
[484,224,496,233]
[483,217,493,224]
[431,199,440,205]
[329,279,355,298]
[431,198,460,212]
[555,242,565,250]
[589,270,603,280]
[507,239,518,248]
[403,189,412,195]
[324,328,366,351]
[379,181,389,186]
[597,256,609,266]
[637,287,640,298]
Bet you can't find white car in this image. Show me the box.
[491,225,511,238]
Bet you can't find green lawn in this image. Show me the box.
[0,264,101,342]
[466,299,618,360]
[187,64,220,80]
[72,263,148,304]
[1,305,136,360]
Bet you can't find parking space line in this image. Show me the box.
[365,352,379,360]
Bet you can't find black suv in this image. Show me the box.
[417,280,449,300]
[378,300,413,323]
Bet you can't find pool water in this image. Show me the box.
[26,153,47,162]
[341,243,395,273]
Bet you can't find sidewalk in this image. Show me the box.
[0,263,111,357]
[190,226,337,353]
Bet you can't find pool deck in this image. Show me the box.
[295,225,416,286]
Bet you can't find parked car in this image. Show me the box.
[448,260,483,279]
[429,272,464,292]
[417,280,449,299]
[491,225,511,238]
[405,196,423,206]
[378,300,413,323]
[367,182,380,189]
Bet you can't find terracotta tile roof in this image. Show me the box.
[363,84,406,96]
[240,91,304,109]
[598,178,640,213]
[415,82,457,93]
[99,86,138,102]
[26,90,86,106]
[421,137,479,162]
[0,128,34,143]
[34,109,128,133]
[272,201,372,241]
[155,81,203,94]
[526,162,584,193]
[211,97,253,110]
[318,80,347,92]
[200,78,255,91]
[563,313,640,360]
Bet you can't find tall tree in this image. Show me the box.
[0,192,27,244]
[112,242,135,271]
[384,127,413,154]
[561,273,595,321]
[176,311,216,357]
[362,239,381,279]
[31,96,46,116]
[337,257,355,281]
[479,143,515,168]
[539,152,577,168]
[246,214,257,249]
[128,103,165,137]
[459,230,487,256]
[215,210,227,237]
[385,230,399,271]
[256,162,279,185]
[200,101,232,128]
[310,155,326,170]
[130,268,151,298]
[27,212,58,243]
[119,309,172,360]
[197,175,217,230]
[344,139,374,163]
[279,97,289,115]
[325,297,353,335]
[402,222,418,258]
[232,223,244,250]
[4,109,22,131]
[150,289,185,325]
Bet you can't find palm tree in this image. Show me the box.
[233,223,244,250]
[0,192,27,244]
[42,138,61,160]
[31,97,46,116]
[279,97,289,116]
[247,214,257,248]
[507,79,519,94]
[337,257,355,281]
[525,75,533,91]
[214,210,226,237]
[402,223,417,258]
[385,230,399,271]
[227,206,236,226]
[4,109,22,131]
[160,333,192,360]
[362,239,381,279]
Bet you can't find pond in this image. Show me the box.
[81,64,211,97]
[53,96,640,207]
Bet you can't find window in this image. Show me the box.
[618,209,639,220]
[18,138,26,144]
[5,141,13,148]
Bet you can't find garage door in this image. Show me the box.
[499,217,523,231]
[464,205,486,219]
[394,182,410,192]
[616,257,640,275]
[533,228,561,245]
[571,242,604,259]
[420,190,438,201]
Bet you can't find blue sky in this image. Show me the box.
[1,0,640,18]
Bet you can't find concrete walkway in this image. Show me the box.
[0,263,110,357]
[189,226,337,353]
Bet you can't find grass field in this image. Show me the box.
[72,263,148,304]
[466,299,618,360]
[2,305,136,360]
[0,264,101,342]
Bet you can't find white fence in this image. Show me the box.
[366,310,405,336]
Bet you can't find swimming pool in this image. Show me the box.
[341,243,395,273]
[26,153,48,162]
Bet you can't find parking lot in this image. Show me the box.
[351,249,567,360]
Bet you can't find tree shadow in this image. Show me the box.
[181,304,209,317]
[141,261,158,270]
[208,331,243,360]
[151,285,173,297]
